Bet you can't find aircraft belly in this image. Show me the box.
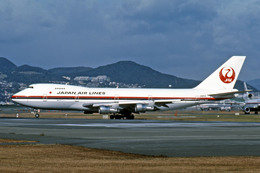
[20,99,85,110]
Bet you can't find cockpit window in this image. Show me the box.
[29,85,34,89]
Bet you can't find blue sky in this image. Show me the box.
[0,0,259,81]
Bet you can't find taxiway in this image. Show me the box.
[1,118,260,157]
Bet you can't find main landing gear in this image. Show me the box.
[110,113,135,120]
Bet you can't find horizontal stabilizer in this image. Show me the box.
[209,90,251,98]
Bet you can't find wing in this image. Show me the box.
[82,99,174,112]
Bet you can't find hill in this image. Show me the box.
[82,61,199,88]
[48,67,93,76]
[248,79,260,90]
[0,57,17,73]
[0,58,200,88]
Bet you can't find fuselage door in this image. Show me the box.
[148,95,154,106]
[43,94,47,102]
[75,95,79,102]
[114,95,119,103]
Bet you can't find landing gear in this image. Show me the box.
[33,109,40,118]
[35,113,40,118]
[110,114,122,119]
[109,113,135,119]
[115,115,122,119]
[244,107,259,115]
[126,114,134,119]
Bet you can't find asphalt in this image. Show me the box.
[1,118,260,157]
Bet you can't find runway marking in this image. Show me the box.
[55,122,260,128]
[2,118,260,129]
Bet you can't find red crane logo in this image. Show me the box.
[219,67,235,83]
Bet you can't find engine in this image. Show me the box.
[244,107,250,114]
[135,104,154,113]
[99,106,118,114]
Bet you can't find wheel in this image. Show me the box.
[126,114,135,119]
[130,114,135,119]
[115,115,122,119]
[35,113,40,118]
[110,115,115,119]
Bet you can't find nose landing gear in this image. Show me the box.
[33,109,40,118]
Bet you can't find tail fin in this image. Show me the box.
[244,81,248,91]
[243,82,252,100]
[195,56,246,90]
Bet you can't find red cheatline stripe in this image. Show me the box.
[11,95,227,100]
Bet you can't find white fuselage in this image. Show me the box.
[11,83,232,112]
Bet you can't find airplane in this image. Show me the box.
[11,56,246,119]
[199,102,232,111]
[243,82,260,114]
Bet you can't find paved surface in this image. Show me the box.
[1,118,260,157]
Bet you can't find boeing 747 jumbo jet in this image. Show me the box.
[12,56,246,119]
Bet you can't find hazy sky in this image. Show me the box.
[0,0,259,81]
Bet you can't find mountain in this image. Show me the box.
[7,64,63,84]
[82,61,199,88]
[0,57,17,73]
[49,67,93,76]
[247,79,260,90]
[236,80,256,91]
[0,58,198,88]
[16,65,46,73]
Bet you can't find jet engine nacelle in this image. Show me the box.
[244,107,251,114]
[99,106,118,114]
[135,104,154,113]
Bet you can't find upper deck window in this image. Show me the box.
[55,88,65,90]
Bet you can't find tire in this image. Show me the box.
[35,113,40,118]
[126,114,135,119]
[115,115,122,119]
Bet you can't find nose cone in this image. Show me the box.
[11,93,20,104]
[11,94,16,100]
[11,90,26,104]
[12,90,22,99]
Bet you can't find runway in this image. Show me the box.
[1,118,260,157]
